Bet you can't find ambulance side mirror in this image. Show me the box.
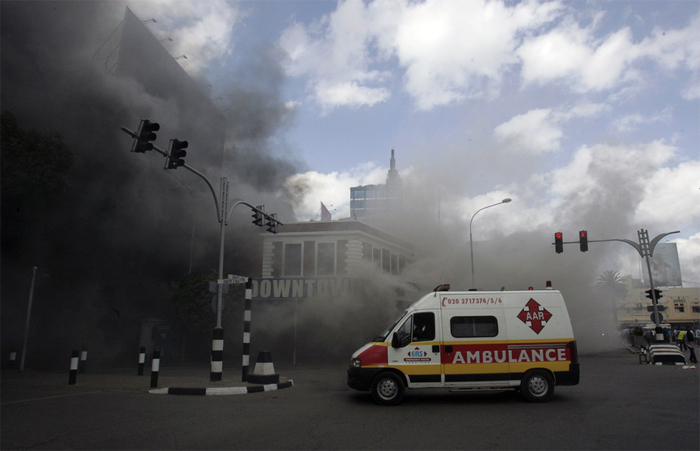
[391,332,410,348]
[391,332,401,349]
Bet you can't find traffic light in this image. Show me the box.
[579,230,588,252]
[645,289,663,300]
[252,206,264,227]
[554,232,563,253]
[166,139,188,169]
[266,213,278,234]
[133,119,159,152]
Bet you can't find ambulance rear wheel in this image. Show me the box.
[520,370,554,402]
[370,372,405,406]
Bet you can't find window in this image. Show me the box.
[283,243,302,276]
[316,243,335,276]
[693,306,700,313]
[674,304,685,313]
[391,254,399,275]
[373,248,381,268]
[412,312,435,342]
[451,316,498,338]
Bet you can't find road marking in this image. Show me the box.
[1,391,102,405]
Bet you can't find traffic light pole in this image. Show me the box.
[122,123,283,381]
[555,228,679,333]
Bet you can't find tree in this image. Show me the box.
[171,271,218,338]
[1,111,74,208]
[1,111,75,256]
[596,270,629,322]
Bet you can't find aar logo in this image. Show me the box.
[517,298,552,334]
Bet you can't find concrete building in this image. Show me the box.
[615,275,700,327]
[95,7,226,174]
[255,219,413,300]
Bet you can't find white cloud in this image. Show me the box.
[494,103,608,154]
[550,140,677,200]
[635,160,700,230]
[494,108,562,154]
[613,107,672,133]
[283,163,387,221]
[279,1,699,109]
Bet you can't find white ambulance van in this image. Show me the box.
[347,284,579,405]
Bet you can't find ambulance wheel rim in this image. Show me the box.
[521,370,554,402]
[377,378,398,400]
[371,372,405,405]
[528,376,547,396]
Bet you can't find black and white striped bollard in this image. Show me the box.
[150,350,160,388]
[210,328,224,381]
[69,350,79,385]
[241,278,252,382]
[137,347,146,376]
[79,350,88,373]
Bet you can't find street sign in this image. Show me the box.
[650,312,664,323]
[217,274,248,284]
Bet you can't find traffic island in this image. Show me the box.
[149,379,293,396]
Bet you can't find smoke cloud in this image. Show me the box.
[0,1,300,369]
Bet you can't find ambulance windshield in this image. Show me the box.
[373,311,407,342]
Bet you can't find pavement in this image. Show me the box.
[1,365,293,396]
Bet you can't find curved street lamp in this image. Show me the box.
[469,198,512,289]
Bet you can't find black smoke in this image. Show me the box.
[1,1,301,369]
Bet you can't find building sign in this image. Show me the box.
[251,278,359,300]
[643,243,683,287]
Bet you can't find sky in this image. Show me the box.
[128,0,699,286]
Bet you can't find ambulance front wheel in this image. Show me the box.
[370,372,405,406]
[520,370,554,403]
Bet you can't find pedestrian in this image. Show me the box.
[677,329,687,351]
[686,329,697,364]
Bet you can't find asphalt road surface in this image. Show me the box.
[2,348,698,450]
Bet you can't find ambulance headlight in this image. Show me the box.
[350,358,362,368]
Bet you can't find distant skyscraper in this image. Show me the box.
[350,149,403,218]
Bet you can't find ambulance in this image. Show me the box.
[347,283,580,405]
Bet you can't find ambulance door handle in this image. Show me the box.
[432,345,440,353]
[445,345,453,353]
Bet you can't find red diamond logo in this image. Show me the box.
[517,298,552,334]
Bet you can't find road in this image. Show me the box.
[2,348,698,450]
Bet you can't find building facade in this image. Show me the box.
[262,220,412,278]
[615,275,700,327]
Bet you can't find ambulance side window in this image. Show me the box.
[451,316,498,338]
[395,316,413,347]
[412,312,435,342]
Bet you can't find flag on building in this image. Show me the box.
[321,202,332,221]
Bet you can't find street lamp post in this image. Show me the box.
[469,198,511,289]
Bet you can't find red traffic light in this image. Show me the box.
[579,230,588,252]
[554,232,563,253]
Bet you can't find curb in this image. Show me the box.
[149,380,293,396]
